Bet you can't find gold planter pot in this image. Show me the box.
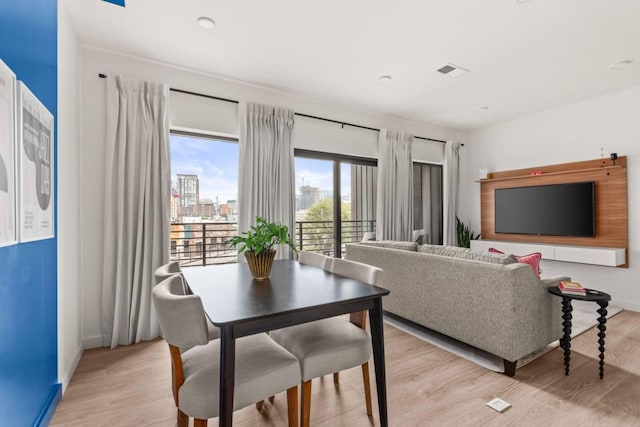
[245,249,277,280]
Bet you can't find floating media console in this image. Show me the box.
[478,156,628,267]
[470,240,626,267]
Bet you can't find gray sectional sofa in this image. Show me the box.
[345,241,567,376]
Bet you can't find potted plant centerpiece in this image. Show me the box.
[229,216,297,280]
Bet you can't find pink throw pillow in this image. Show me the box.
[516,252,542,277]
[490,247,541,277]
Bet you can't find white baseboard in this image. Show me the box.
[83,335,105,349]
[61,344,83,395]
[611,299,640,312]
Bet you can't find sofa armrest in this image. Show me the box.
[502,265,565,360]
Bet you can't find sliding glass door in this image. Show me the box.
[294,156,335,254]
[343,162,377,244]
[413,163,443,245]
[294,151,377,257]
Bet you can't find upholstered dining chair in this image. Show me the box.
[153,275,301,427]
[271,258,383,426]
[153,262,220,341]
[154,261,183,288]
[298,250,333,270]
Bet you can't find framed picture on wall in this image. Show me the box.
[0,59,17,247]
[17,81,54,242]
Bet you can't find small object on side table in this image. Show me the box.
[548,286,611,379]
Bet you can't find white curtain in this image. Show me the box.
[443,141,461,246]
[376,129,414,241]
[102,76,170,348]
[238,102,295,259]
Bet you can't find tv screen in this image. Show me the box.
[495,182,595,237]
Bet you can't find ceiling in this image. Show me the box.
[64,0,640,130]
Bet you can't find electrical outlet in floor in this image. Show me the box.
[486,397,511,413]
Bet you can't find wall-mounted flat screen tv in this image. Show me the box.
[495,182,595,237]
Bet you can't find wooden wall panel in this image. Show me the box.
[479,157,628,267]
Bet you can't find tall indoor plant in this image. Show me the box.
[456,216,480,248]
[229,216,297,280]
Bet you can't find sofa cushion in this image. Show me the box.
[419,244,517,265]
[417,244,472,257]
[359,240,418,251]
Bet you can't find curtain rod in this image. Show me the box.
[98,73,458,145]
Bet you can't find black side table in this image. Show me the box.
[548,286,611,379]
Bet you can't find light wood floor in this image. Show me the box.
[51,311,640,426]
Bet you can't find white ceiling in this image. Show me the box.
[64,0,640,130]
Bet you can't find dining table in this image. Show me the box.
[182,259,391,427]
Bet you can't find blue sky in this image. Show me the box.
[170,134,351,203]
[170,134,239,203]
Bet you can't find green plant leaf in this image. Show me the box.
[227,216,298,255]
[456,216,479,248]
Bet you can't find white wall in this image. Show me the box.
[80,47,467,347]
[57,4,83,392]
[459,85,640,310]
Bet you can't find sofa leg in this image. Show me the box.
[503,359,517,377]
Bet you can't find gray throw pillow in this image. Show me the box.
[461,250,518,265]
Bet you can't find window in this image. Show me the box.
[169,131,239,266]
[294,150,377,257]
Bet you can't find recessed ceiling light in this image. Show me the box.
[609,60,633,70]
[378,75,392,83]
[197,16,216,30]
[480,106,489,110]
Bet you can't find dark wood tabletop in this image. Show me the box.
[182,260,391,427]
[183,260,390,326]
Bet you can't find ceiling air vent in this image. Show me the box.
[103,0,126,6]
[436,63,470,78]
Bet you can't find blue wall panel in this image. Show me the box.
[0,1,61,426]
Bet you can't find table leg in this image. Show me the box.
[596,301,608,379]
[369,298,388,427]
[219,326,235,427]
[560,297,573,376]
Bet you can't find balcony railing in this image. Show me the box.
[170,219,375,266]
[170,222,239,266]
[295,220,376,256]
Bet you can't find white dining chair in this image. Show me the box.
[271,258,383,426]
[154,261,184,287]
[153,274,301,427]
[298,250,332,270]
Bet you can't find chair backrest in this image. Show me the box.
[330,258,382,286]
[152,275,209,350]
[154,261,182,285]
[298,251,332,270]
